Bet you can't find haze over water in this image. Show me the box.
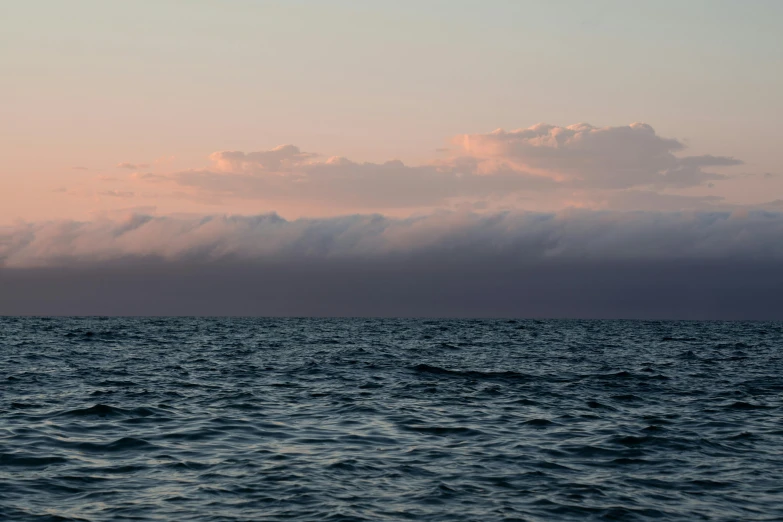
[2,317,782,521]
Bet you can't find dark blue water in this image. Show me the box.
[2,318,782,521]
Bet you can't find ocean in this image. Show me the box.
[1,317,782,521]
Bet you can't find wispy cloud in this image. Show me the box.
[130,172,169,182]
[99,190,135,198]
[117,162,151,170]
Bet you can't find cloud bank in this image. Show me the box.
[8,123,773,318]
[2,210,782,319]
[2,210,782,268]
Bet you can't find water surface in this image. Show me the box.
[1,318,782,520]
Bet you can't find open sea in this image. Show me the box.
[1,317,782,521]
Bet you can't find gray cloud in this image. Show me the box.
[172,159,554,208]
[2,210,782,319]
[1,255,781,320]
[678,155,744,168]
[598,190,726,211]
[457,123,741,189]
[2,210,782,268]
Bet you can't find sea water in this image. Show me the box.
[1,317,782,521]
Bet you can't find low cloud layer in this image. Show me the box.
[2,210,782,319]
[2,210,783,268]
[2,258,780,319]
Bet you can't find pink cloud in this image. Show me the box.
[169,155,552,209]
[100,190,135,198]
[455,122,741,189]
[117,162,150,170]
[209,145,318,173]
[127,123,746,213]
[130,172,168,182]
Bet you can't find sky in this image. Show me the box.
[1,1,782,317]
[2,0,782,221]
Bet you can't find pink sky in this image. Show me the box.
[2,122,773,224]
[2,2,781,224]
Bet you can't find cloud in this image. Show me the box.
[3,258,782,319]
[89,206,158,219]
[71,166,89,171]
[117,162,150,170]
[1,210,782,319]
[456,122,741,189]
[99,190,135,198]
[132,123,743,213]
[2,210,782,269]
[678,155,744,168]
[171,157,553,209]
[130,172,167,182]
[3,123,770,318]
[209,144,319,173]
[590,190,726,211]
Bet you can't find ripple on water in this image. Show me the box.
[1,317,782,521]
